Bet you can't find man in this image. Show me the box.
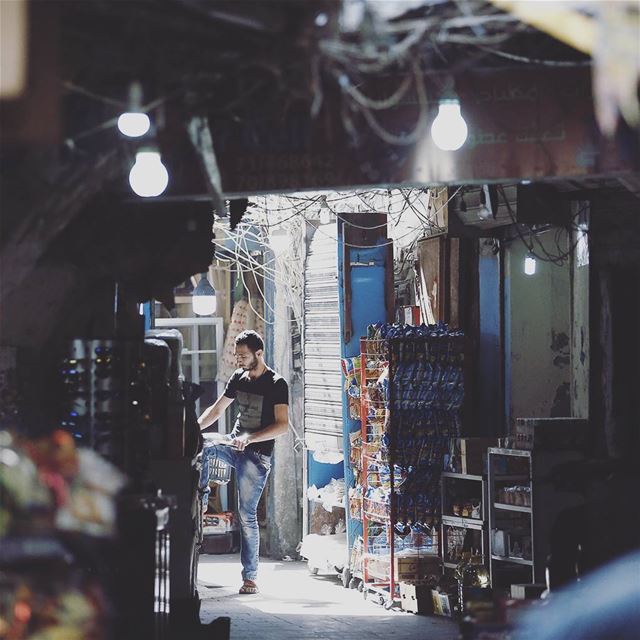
[198,330,289,595]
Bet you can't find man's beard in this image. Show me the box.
[242,356,259,371]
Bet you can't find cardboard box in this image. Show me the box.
[510,583,546,600]
[394,554,442,583]
[461,587,493,614]
[431,590,454,617]
[399,306,421,325]
[399,582,433,614]
[203,511,237,535]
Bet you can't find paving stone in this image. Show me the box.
[198,554,457,640]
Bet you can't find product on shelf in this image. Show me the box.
[307,478,346,512]
[359,323,466,606]
[202,511,237,535]
[0,429,126,639]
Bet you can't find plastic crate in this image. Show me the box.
[208,449,231,485]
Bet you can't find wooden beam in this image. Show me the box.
[487,0,596,55]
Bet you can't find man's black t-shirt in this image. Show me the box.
[224,367,288,456]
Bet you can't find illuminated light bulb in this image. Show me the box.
[192,273,217,316]
[477,205,492,221]
[117,112,151,138]
[430,98,468,151]
[129,150,169,197]
[269,229,289,255]
[524,255,536,276]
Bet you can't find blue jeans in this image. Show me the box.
[200,444,271,582]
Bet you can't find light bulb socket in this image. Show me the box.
[128,81,144,111]
[193,273,215,296]
[192,273,217,315]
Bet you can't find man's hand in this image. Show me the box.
[230,433,251,451]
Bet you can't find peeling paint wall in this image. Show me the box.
[570,201,589,419]
[506,231,572,424]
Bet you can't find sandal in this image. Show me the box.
[239,580,259,595]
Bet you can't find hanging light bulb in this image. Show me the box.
[524,254,537,276]
[192,273,217,316]
[269,228,289,256]
[117,82,151,138]
[430,98,468,151]
[118,112,150,138]
[477,185,493,220]
[129,149,169,197]
[319,198,331,225]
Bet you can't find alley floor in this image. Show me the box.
[198,554,458,640]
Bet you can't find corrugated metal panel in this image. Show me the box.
[304,225,343,444]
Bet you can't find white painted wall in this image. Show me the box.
[506,230,572,424]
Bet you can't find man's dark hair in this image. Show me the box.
[235,330,264,353]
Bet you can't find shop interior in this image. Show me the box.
[1,2,639,640]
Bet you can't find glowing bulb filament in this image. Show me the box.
[129,150,169,198]
[118,112,151,138]
[524,255,536,276]
[431,99,468,151]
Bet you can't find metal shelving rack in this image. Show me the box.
[359,337,395,607]
[440,471,487,571]
[359,331,466,607]
[487,447,584,587]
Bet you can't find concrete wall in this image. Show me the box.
[264,249,304,560]
[505,231,572,425]
[570,202,590,419]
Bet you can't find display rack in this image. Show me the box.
[359,327,466,607]
[359,337,393,606]
[487,447,584,587]
[441,471,487,571]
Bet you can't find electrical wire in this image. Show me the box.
[341,73,414,111]
[215,188,460,343]
[498,186,589,265]
[238,263,272,326]
[347,60,430,147]
[215,219,305,327]
[476,46,592,68]
[63,83,182,145]
[250,191,410,231]
[300,186,462,249]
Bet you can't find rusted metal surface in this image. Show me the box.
[209,67,637,194]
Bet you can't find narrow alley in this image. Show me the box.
[198,554,457,640]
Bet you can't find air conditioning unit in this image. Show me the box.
[450,184,517,229]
